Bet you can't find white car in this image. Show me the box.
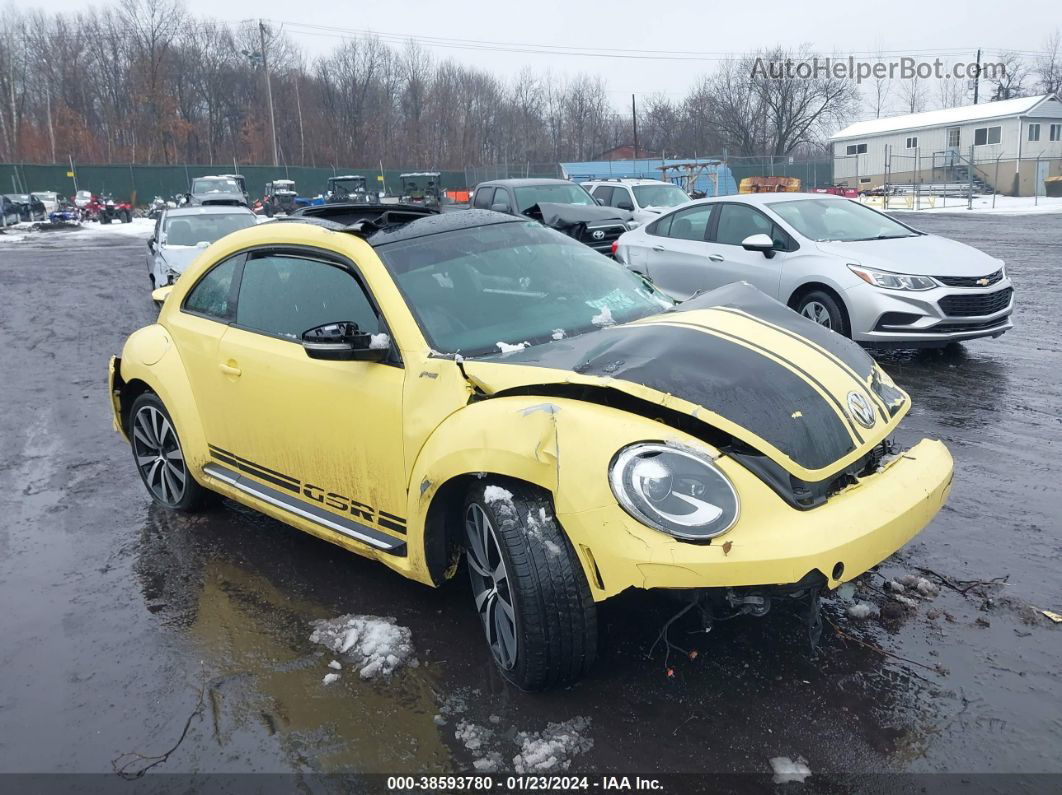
[32,191,60,214]
[615,193,1014,347]
[583,178,690,225]
[147,205,257,289]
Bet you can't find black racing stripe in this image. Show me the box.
[712,306,892,418]
[210,449,300,493]
[378,510,405,523]
[208,444,299,486]
[378,517,407,534]
[665,318,865,444]
[677,282,876,379]
[479,324,856,471]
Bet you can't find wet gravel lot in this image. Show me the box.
[0,213,1059,788]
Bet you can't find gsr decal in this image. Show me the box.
[208,444,406,534]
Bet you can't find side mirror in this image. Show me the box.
[741,233,776,258]
[147,238,155,251]
[594,196,605,205]
[490,203,510,214]
[301,322,388,362]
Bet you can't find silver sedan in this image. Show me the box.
[614,193,1014,347]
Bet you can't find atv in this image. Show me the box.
[99,194,132,224]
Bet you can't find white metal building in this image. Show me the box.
[830,94,1062,196]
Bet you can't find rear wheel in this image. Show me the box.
[129,393,208,512]
[121,209,131,223]
[796,290,849,337]
[463,481,597,690]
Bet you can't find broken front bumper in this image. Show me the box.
[558,437,953,601]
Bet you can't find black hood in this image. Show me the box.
[462,282,907,479]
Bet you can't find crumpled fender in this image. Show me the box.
[404,393,718,539]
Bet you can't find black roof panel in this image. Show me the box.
[365,209,522,246]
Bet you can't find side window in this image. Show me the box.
[183,255,240,321]
[648,212,674,237]
[492,189,512,212]
[473,188,494,209]
[236,253,380,341]
[666,204,714,241]
[610,188,634,211]
[714,204,773,246]
[592,186,613,205]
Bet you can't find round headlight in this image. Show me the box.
[609,443,739,541]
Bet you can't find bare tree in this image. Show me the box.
[1035,30,1062,96]
[985,51,1030,101]
[896,77,928,114]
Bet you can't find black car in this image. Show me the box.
[4,193,47,222]
[470,178,632,256]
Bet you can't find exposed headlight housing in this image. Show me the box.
[848,264,937,291]
[609,442,739,541]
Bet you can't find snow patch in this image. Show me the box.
[322,673,340,685]
[309,614,416,679]
[525,508,562,558]
[369,333,391,350]
[551,328,566,340]
[496,341,529,354]
[513,717,593,773]
[835,582,857,603]
[847,601,879,620]
[591,306,614,326]
[483,485,514,505]
[896,574,939,597]
[328,659,342,670]
[770,756,812,784]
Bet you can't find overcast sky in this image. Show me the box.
[23,0,1061,115]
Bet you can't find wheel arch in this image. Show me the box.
[787,281,852,335]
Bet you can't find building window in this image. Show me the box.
[905,136,918,149]
[1028,123,1041,142]
[974,126,1002,146]
[1051,124,1062,142]
[860,178,872,183]
[947,127,960,147]
[845,143,867,155]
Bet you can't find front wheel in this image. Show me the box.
[796,290,849,337]
[128,393,208,512]
[463,482,597,690]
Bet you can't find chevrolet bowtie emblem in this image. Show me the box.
[976,277,990,286]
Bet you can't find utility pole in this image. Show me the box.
[259,20,279,167]
[972,48,982,104]
[631,94,639,161]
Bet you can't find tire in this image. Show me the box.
[463,481,597,690]
[128,392,208,512]
[796,290,849,337]
[122,210,131,223]
[101,214,111,225]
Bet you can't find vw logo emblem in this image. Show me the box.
[592,230,605,240]
[847,391,876,429]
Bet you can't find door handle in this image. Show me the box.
[219,361,242,377]
[707,254,724,262]
[652,246,665,252]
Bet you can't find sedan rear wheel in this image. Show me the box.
[129,393,208,512]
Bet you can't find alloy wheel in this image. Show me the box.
[464,503,518,670]
[801,300,833,328]
[131,405,187,506]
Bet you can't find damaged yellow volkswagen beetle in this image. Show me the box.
[109,208,953,690]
